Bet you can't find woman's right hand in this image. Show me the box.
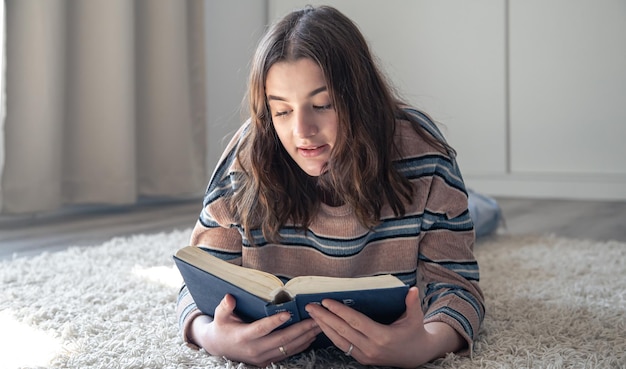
[189,294,322,367]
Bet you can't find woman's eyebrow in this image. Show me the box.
[307,86,327,97]
[267,86,327,102]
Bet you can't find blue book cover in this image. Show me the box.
[174,246,409,346]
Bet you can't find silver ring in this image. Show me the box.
[344,343,354,356]
[278,345,288,356]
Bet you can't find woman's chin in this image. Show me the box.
[302,166,328,177]
[304,170,323,177]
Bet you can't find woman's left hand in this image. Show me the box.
[304,287,464,368]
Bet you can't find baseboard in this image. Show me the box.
[464,173,626,201]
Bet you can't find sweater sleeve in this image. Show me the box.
[399,108,485,354]
[417,160,485,356]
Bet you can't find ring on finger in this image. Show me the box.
[278,345,288,356]
[344,343,354,356]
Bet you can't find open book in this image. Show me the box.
[173,246,409,338]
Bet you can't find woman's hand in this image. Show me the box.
[189,294,322,367]
[304,287,465,368]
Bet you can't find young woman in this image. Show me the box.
[176,5,484,368]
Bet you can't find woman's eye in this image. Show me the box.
[274,110,289,117]
[314,104,332,111]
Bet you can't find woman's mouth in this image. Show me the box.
[298,144,328,157]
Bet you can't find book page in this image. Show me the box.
[175,246,284,301]
[284,274,405,295]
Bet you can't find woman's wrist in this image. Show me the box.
[423,321,466,361]
[188,314,213,351]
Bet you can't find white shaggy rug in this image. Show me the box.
[1,229,625,369]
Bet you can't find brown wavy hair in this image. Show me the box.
[230,5,453,244]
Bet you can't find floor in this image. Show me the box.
[0,199,201,260]
[1,197,625,260]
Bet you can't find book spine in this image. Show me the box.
[265,300,333,348]
[264,300,301,328]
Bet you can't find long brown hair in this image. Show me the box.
[231,5,454,244]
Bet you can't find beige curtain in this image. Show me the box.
[1,0,207,214]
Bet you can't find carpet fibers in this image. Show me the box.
[1,229,624,369]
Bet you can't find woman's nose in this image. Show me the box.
[293,111,318,138]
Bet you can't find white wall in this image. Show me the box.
[207,1,626,200]
[203,0,267,175]
[0,0,6,211]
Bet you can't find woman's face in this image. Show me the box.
[265,58,338,177]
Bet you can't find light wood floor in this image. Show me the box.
[494,197,626,242]
[1,197,625,260]
[0,199,201,260]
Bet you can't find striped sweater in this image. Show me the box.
[176,109,485,355]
